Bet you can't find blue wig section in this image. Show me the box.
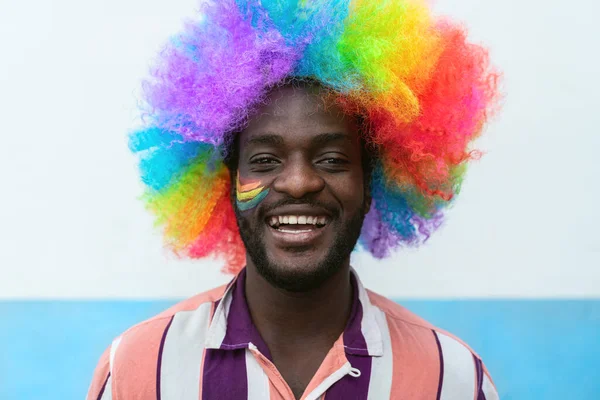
[237,0,348,45]
[292,1,359,92]
[370,165,419,241]
[234,0,355,92]
[129,128,209,191]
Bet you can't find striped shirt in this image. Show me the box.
[87,269,499,399]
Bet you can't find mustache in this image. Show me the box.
[259,198,339,218]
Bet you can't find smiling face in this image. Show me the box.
[231,83,370,292]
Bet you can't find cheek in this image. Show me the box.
[331,172,365,211]
[235,173,270,211]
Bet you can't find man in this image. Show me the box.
[88,1,500,399]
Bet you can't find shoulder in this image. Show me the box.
[86,284,227,400]
[116,283,227,352]
[367,289,499,399]
[367,288,478,354]
[117,284,227,348]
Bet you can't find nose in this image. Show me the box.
[273,156,325,199]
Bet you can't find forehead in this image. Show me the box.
[239,84,358,146]
[258,84,332,116]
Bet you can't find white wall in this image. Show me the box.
[1,0,598,299]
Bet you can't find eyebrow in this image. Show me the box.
[246,134,284,147]
[311,132,349,147]
[246,132,349,147]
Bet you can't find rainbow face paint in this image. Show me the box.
[236,174,269,211]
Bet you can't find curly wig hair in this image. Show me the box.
[129,0,500,274]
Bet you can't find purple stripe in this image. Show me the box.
[342,273,369,356]
[96,372,110,400]
[479,384,487,400]
[474,355,486,400]
[156,316,174,400]
[202,348,248,399]
[433,330,444,400]
[327,273,372,398]
[220,268,272,359]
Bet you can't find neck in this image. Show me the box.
[244,263,353,345]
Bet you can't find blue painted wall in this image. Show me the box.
[1,300,598,399]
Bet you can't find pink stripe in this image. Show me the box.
[111,317,172,399]
[387,316,440,398]
[87,347,110,400]
[269,381,287,400]
[300,336,346,399]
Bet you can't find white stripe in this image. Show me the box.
[205,284,235,348]
[304,362,352,400]
[109,336,122,375]
[100,375,112,400]
[353,270,383,356]
[160,303,212,399]
[482,372,499,400]
[246,346,270,399]
[367,308,393,399]
[437,332,476,400]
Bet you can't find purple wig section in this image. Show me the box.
[360,204,403,259]
[142,0,299,146]
[412,211,444,242]
[360,205,445,258]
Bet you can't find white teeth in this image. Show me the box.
[268,215,329,227]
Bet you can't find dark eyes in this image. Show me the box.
[250,157,348,165]
[250,156,279,165]
[248,155,350,171]
[320,158,349,165]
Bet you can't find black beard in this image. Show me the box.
[234,202,366,292]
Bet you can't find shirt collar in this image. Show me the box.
[205,268,383,357]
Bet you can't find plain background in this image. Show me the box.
[0,0,598,299]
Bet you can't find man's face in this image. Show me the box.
[234,84,370,292]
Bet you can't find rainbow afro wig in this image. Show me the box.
[129,0,500,274]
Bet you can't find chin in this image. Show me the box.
[271,252,326,275]
[254,247,347,292]
[236,203,365,292]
